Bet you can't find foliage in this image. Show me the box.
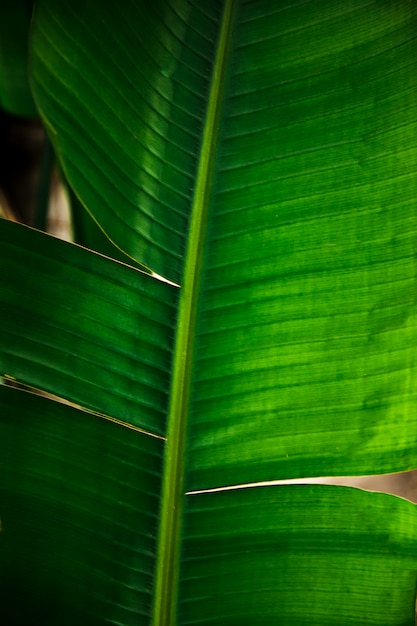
[1,1,417,624]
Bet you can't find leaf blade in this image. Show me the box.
[185,0,417,489]
[0,220,177,433]
[0,385,164,625]
[180,484,417,626]
[30,0,222,281]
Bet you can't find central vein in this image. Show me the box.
[151,2,237,625]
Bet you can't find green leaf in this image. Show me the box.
[2,394,417,626]
[0,384,164,625]
[68,184,149,270]
[29,0,417,480]
[30,0,222,280]
[181,485,417,626]
[0,1,37,117]
[2,1,417,625]
[0,219,177,433]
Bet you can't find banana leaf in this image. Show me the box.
[68,183,150,270]
[2,0,417,624]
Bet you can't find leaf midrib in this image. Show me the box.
[151,1,237,624]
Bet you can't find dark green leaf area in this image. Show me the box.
[0,385,164,626]
[0,220,177,433]
[31,0,222,280]
[0,2,37,117]
[180,485,417,626]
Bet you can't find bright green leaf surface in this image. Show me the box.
[0,2,37,116]
[0,385,164,625]
[0,220,177,433]
[184,0,417,488]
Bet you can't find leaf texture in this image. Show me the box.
[0,385,164,625]
[30,0,222,280]
[0,220,177,433]
[29,0,417,489]
[2,1,417,625]
[180,484,417,626]
[185,0,417,488]
[68,185,148,269]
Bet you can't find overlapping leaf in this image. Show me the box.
[0,385,164,625]
[30,0,222,280]
[181,485,417,626]
[28,0,417,484]
[2,1,417,625]
[0,220,177,433]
